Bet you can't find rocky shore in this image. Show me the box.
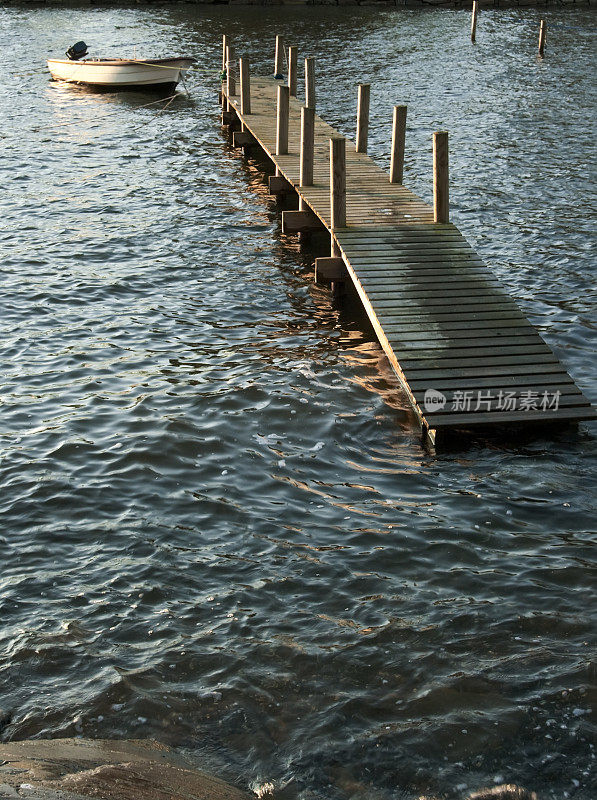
[0,738,251,800]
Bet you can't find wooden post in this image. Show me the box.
[433,131,449,224]
[390,105,407,184]
[274,35,284,79]
[300,106,315,187]
[240,57,251,115]
[356,84,370,154]
[330,136,346,255]
[305,57,315,110]
[471,1,478,44]
[276,84,289,155]
[220,35,228,106]
[538,20,547,57]
[226,44,235,98]
[288,46,298,97]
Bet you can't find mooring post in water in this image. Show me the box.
[538,20,547,57]
[240,57,251,115]
[356,84,370,154]
[471,1,478,43]
[276,84,289,155]
[433,131,449,224]
[330,136,346,256]
[274,35,284,79]
[390,105,407,185]
[288,46,298,97]
[226,44,236,99]
[305,57,315,110]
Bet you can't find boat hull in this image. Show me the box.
[46,58,193,90]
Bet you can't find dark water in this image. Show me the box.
[1,6,596,799]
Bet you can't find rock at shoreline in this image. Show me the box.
[0,738,251,800]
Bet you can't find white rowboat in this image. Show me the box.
[47,57,194,91]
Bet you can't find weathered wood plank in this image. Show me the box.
[387,332,539,347]
[413,385,585,403]
[427,406,596,429]
[405,363,568,380]
[375,303,522,318]
[397,352,559,370]
[372,296,518,308]
[382,319,535,333]
[408,374,577,391]
[315,257,346,283]
[391,339,550,354]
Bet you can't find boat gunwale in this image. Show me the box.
[46,57,195,67]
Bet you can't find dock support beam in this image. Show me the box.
[433,131,449,224]
[221,110,237,126]
[390,105,407,185]
[268,174,292,195]
[276,85,289,155]
[356,84,370,154]
[538,20,547,57]
[305,57,315,110]
[288,46,298,97]
[274,35,284,79]
[232,131,256,149]
[471,1,478,44]
[282,209,322,234]
[240,57,251,115]
[315,256,346,284]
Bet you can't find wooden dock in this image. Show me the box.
[220,52,595,444]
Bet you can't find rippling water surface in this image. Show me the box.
[1,6,596,799]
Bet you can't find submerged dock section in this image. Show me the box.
[219,39,595,443]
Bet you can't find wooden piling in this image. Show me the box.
[538,20,547,57]
[433,131,449,224]
[471,1,478,44]
[390,105,407,185]
[288,46,298,97]
[356,84,370,154]
[274,35,284,79]
[276,84,289,155]
[300,106,315,187]
[330,136,346,256]
[240,57,251,115]
[219,35,228,106]
[305,57,315,110]
[226,44,236,99]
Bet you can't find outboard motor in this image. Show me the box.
[66,41,88,61]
